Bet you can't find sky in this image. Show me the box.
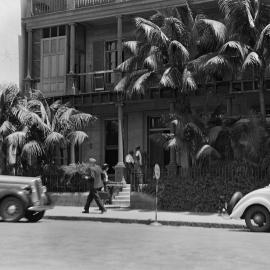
[0,0,21,86]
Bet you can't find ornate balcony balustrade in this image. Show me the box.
[43,74,270,107]
[30,0,132,16]
[32,0,67,15]
[75,0,116,9]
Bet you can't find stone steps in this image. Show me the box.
[111,184,130,208]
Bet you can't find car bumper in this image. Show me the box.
[28,193,54,212]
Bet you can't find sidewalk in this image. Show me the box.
[44,206,246,229]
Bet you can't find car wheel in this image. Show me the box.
[245,205,270,232]
[0,196,25,222]
[25,210,45,222]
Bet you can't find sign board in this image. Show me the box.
[154,163,160,180]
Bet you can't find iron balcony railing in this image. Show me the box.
[30,0,131,16]
[75,0,116,8]
[32,0,67,15]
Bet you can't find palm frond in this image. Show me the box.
[204,55,232,74]
[182,68,197,92]
[135,17,169,47]
[196,144,221,159]
[21,141,44,161]
[114,70,147,93]
[50,100,62,111]
[207,126,223,144]
[242,52,262,71]
[219,41,247,60]
[160,67,182,89]
[5,131,26,148]
[0,121,16,137]
[45,132,66,152]
[70,113,97,130]
[256,24,270,53]
[116,56,139,73]
[123,41,140,55]
[67,131,88,145]
[168,40,190,65]
[132,72,156,94]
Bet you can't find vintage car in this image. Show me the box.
[0,175,53,222]
[228,185,270,232]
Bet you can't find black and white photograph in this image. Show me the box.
[1,0,270,269]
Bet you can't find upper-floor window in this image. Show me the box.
[43,25,66,38]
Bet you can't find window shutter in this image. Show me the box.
[93,41,104,71]
[40,36,66,95]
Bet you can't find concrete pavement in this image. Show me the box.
[44,206,246,229]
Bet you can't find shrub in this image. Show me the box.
[144,161,270,212]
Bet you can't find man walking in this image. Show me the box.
[82,158,107,214]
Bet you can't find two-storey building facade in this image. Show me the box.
[20,0,270,180]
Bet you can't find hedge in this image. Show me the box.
[143,161,270,212]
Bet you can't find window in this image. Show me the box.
[104,40,125,85]
[43,25,66,38]
[40,36,66,95]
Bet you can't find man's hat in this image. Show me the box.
[89,158,96,163]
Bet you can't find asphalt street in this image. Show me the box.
[0,220,269,270]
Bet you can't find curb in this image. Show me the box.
[44,215,246,230]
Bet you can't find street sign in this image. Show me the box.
[154,163,160,180]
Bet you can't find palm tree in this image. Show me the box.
[1,87,96,176]
[114,2,226,167]
[218,0,270,122]
[115,2,226,96]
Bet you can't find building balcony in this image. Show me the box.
[41,71,270,106]
[30,0,133,16]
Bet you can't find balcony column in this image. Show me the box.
[24,28,33,93]
[69,23,76,74]
[167,102,177,177]
[69,23,77,94]
[116,15,123,81]
[67,0,76,10]
[115,102,126,182]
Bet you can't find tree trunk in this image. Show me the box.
[259,74,266,124]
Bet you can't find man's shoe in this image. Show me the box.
[82,210,89,214]
[101,208,107,214]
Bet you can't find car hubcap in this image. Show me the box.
[6,204,17,215]
[253,213,265,227]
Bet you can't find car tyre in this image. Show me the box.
[25,210,45,222]
[0,196,25,222]
[245,205,270,232]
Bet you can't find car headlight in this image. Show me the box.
[23,185,32,194]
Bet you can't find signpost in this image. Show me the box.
[151,163,162,226]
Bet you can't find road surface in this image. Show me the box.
[0,220,269,270]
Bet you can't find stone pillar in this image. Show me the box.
[167,102,177,177]
[69,23,76,74]
[116,15,123,81]
[24,28,33,93]
[67,0,76,10]
[115,103,125,182]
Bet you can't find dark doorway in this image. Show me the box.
[105,120,118,174]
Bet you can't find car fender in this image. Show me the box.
[230,197,270,219]
[0,190,30,209]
